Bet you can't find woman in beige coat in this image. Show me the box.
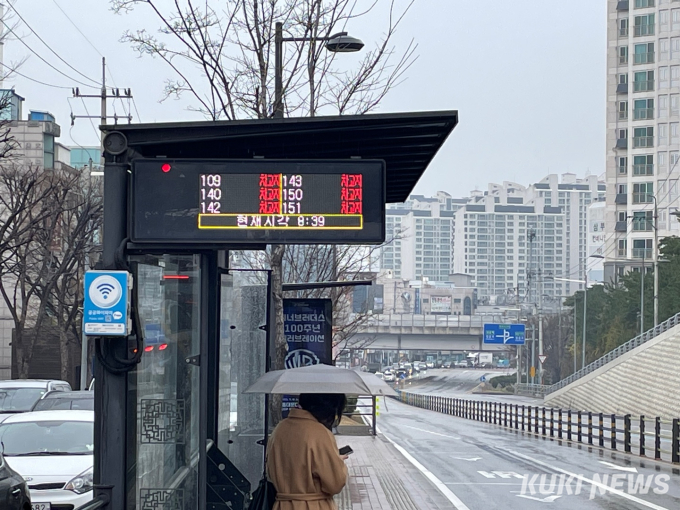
[266,393,349,510]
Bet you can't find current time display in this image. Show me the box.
[130,159,385,244]
[198,172,364,230]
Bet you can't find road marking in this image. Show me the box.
[452,457,482,462]
[478,471,524,479]
[380,429,471,510]
[599,461,638,473]
[517,494,561,503]
[506,449,671,510]
[446,482,523,486]
[402,425,460,440]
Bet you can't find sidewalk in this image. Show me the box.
[334,434,454,510]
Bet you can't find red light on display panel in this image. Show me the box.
[161,163,172,173]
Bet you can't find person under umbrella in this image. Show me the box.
[266,393,349,510]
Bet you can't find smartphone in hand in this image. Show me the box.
[339,445,353,456]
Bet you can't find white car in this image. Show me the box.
[0,410,94,509]
[383,370,396,382]
[0,380,72,423]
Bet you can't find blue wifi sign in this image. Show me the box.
[84,271,131,336]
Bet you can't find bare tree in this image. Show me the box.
[0,166,102,380]
[111,0,416,119]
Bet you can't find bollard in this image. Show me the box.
[542,407,546,436]
[558,409,563,439]
[535,407,540,434]
[624,415,632,454]
[577,411,582,443]
[611,415,617,450]
[515,405,519,430]
[639,416,645,456]
[599,413,604,447]
[504,403,508,427]
[588,412,593,445]
[567,411,572,441]
[655,417,661,460]
[521,406,525,431]
[550,408,554,437]
[673,419,680,464]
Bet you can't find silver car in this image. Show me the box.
[0,380,72,423]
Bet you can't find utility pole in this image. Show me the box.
[538,268,543,384]
[640,252,645,336]
[71,57,134,165]
[653,196,659,328]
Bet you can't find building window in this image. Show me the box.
[634,42,654,64]
[619,101,629,120]
[633,98,654,119]
[620,18,630,36]
[633,238,653,259]
[634,14,656,36]
[633,154,654,175]
[43,134,54,169]
[618,156,628,174]
[660,37,670,61]
[634,70,655,91]
[632,210,654,230]
[674,8,680,30]
[673,66,680,88]
[659,123,669,145]
[659,94,669,117]
[634,0,654,8]
[633,126,654,147]
[619,45,629,64]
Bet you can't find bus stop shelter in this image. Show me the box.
[93,110,458,510]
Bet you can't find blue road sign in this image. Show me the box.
[480,375,486,382]
[483,323,526,345]
[84,271,131,336]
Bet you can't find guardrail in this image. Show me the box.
[546,310,680,395]
[359,313,509,329]
[395,390,680,464]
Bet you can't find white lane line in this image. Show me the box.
[506,449,671,510]
[445,482,523,486]
[379,427,471,510]
[402,425,461,440]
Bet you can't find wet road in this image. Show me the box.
[377,398,680,510]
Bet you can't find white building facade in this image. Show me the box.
[605,0,680,283]
[381,192,467,281]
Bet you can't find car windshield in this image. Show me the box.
[0,420,93,456]
[0,388,46,412]
[33,398,94,411]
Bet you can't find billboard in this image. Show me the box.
[282,299,333,417]
[430,296,452,314]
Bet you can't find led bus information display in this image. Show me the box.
[130,159,386,244]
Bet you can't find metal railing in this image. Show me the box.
[396,390,680,464]
[634,52,654,64]
[633,163,654,175]
[516,383,550,397]
[634,24,655,36]
[633,80,654,92]
[633,108,654,120]
[547,310,680,394]
[358,313,509,330]
[633,136,654,148]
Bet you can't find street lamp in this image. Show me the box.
[273,22,364,118]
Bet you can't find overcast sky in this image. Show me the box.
[4,0,606,198]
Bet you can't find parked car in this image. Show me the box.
[443,361,452,369]
[454,360,468,368]
[0,380,72,423]
[0,451,30,510]
[0,410,94,509]
[31,391,95,412]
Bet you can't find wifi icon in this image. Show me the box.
[97,283,116,300]
[89,275,123,309]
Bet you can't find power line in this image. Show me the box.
[0,61,72,89]
[50,0,103,57]
[131,97,142,123]
[5,1,100,86]
[0,18,97,89]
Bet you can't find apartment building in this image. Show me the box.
[452,182,566,306]
[381,192,468,281]
[605,0,680,282]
